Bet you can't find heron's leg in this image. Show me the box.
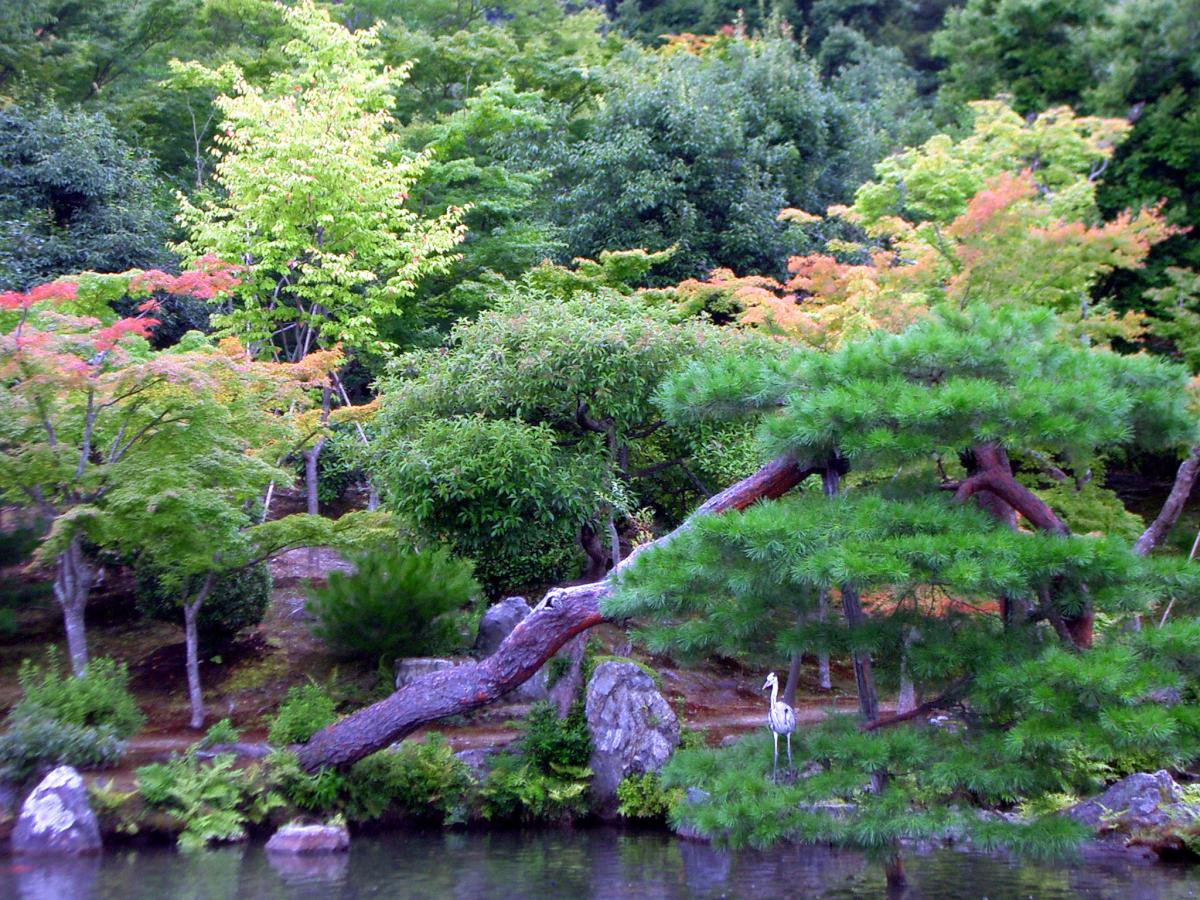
[772,731,779,780]
[787,733,793,769]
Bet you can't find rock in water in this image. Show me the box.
[265,822,350,854]
[11,766,101,855]
[585,661,679,817]
[473,596,533,657]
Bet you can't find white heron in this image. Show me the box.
[763,671,797,779]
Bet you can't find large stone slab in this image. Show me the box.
[585,660,679,817]
[11,766,101,856]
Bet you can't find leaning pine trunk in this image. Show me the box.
[183,575,216,731]
[53,535,93,677]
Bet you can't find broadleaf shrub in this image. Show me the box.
[0,715,124,782]
[308,547,481,663]
[12,649,143,738]
[521,701,592,771]
[136,563,272,650]
[267,683,337,746]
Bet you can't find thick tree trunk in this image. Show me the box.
[955,444,1093,647]
[298,454,819,771]
[783,651,802,707]
[579,524,609,581]
[53,535,93,677]
[1134,445,1200,556]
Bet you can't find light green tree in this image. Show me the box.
[175,0,466,512]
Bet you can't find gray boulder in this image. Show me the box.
[474,596,532,656]
[473,597,549,701]
[265,822,350,854]
[585,661,679,816]
[11,766,101,856]
[1068,770,1200,834]
[394,657,468,690]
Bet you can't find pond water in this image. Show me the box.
[3,827,1200,899]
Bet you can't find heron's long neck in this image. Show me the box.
[769,681,779,707]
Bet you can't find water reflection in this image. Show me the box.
[2,827,1199,899]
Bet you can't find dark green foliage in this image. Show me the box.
[136,563,272,650]
[343,735,475,825]
[520,701,592,771]
[665,621,1200,855]
[554,37,918,283]
[13,649,144,739]
[136,749,282,851]
[373,276,736,594]
[267,735,475,825]
[478,752,592,823]
[267,683,337,746]
[661,305,1195,465]
[617,771,678,820]
[200,718,239,748]
[307,547,481,661]
[609,491,1198,662]
[0,105,173,290]
[0,715,124,782]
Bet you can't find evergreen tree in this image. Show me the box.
[607,303,1199,885]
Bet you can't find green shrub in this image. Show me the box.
[344,735,475,825]
[616,772,679,820]
[136,750,282,851]
[0,714,124,782]
[200,718,239,749]
[267,735,476,825]
[308,547,481,663]
[136,563,272,649]
[12,649,143,738]
[520,701,591,771]
[267,683,337,746]
[265,750,348,814]
[479,753,591,823]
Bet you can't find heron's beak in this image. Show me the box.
[761,677,771,691]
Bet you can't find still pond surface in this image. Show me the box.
[3,826,1200,899]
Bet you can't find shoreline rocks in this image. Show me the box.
[585,660,679,817]
[265,821,350,855]
[11,766,101,856]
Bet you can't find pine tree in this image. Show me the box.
[606,302,1200,883]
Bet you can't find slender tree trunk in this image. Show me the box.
[304,443,323,516]
[183,574,216,731]
[1134,445,1200,556]
[298,455,820,771]
[304,387,333,516]
[818,590,831,690]
[897,628,917,715]
[822,459,880,720]
[548,634,588,718]
[53,535,93,677]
